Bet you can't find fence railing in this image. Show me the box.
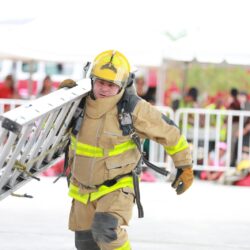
[0,99,28,113]
[153,107,250,172]
[1,98,250,174]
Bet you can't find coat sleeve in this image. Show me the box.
[132,100,192,168]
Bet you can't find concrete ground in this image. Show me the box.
[0,177,250,250]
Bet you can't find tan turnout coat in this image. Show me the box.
[70,89,192,191]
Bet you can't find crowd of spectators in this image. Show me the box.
[1,72,249,185]
[171,86,250,185]
[134,76,250,185]
[0,74,54,99]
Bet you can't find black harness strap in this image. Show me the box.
[98,173,132,188]
[132,169,144,218]
[117,89,169,218]
[53,138,71,185]
[71,97,86,136]
[130,131,169,176]
[54,97,86,185]
[117,89,169,176]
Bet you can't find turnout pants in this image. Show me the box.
[69,187,134,250]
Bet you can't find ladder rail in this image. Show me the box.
[46,99,81,162]
[0,79,91,200]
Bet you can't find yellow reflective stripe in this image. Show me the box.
[71,136,103,157]
[76,143,103,157]
[68,183,89,204]
[68,176,134,204]
[90,176,133,201]
[115,240,131,250]
[71,136,136,157]
[109,140,136,156]
[164,135,189,155]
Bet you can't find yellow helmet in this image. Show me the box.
[90,50,131,88]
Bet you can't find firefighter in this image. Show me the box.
[59,50,193,250]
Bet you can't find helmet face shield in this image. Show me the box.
[90,50,130,88]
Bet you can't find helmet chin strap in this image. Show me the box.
[90,78,96,100]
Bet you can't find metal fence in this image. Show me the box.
[1,98,250,173]
[153,107,250,172]
[0,98,27,113]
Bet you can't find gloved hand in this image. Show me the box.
[171,166,193,195]
[58,79,77,89]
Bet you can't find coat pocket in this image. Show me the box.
[105,154,139,179]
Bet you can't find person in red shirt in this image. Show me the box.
[0,74,16,99]
[0,74,19,112]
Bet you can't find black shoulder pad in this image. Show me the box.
[117,88,141,136]
[117,88,141,114]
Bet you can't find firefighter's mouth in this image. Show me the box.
[100,93,108,97]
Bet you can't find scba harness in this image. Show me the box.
[117,89,169,217]
[59,85,169,218]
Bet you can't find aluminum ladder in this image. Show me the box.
[0,79,91,201]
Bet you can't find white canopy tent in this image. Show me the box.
[0,0,168,67]
[1,0,250,65]
[1,0,250,103]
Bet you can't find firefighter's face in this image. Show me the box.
[93,79,120,99]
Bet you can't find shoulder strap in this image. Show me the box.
[71,97,86,136]
[117,88,141,136]
[54,96,87,184]
[117,89,169,176]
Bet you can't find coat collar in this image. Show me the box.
[86,89,124,118]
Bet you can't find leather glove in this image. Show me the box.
[171,166,193,195]
[58,79,77,89]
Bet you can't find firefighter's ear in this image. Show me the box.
[127,73,135,87]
